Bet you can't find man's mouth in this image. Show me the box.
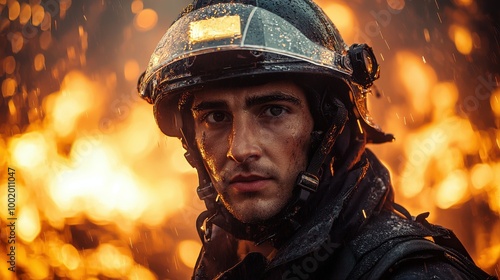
[228,174,271,193]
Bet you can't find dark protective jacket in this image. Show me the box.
[192,149,496,280]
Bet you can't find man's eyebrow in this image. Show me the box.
[191,92,301,112]
[192,100,228,112]
[246,92,301,107]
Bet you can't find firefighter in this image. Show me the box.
[138,0,496,278]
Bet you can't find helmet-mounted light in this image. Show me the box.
[348,44,380,88]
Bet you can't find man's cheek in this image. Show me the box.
[203,150,227,182]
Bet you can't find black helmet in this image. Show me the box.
[138,0,393,143]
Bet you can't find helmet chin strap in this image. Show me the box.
[185,98,348,246]
[295,97,348,209]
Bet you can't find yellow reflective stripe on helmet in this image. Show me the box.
[189,15,242,44]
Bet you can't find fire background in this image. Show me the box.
[0,0,499,279]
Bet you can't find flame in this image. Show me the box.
[1,66,195,277]
[491,88,500,117]
[471,163,494,191]
[435,170,469,209]
[430,82,459,120]
[47,71,97,137]
[10,131,49,168]
[395,51,437,116]
[17,205,42,243]
[95,244,133,277]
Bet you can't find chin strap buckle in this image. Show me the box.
[197,183,216,200]
[296,172,319,201]
[197,183,219,214]
[297,172,319,192]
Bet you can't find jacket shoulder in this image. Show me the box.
[342,210,495,280]
[388,258,473,280]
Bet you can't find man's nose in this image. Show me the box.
[227,118,262,163]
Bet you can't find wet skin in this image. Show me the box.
[191,80,314,224]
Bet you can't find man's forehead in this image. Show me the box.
[191,79,305,103]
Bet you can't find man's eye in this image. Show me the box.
[263,106,286,117]
[204,112,229,123]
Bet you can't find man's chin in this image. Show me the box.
[226,201,283,224]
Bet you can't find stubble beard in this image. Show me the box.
[220,188,291,224]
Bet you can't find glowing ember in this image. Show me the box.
[449,25,473,55]
[8,1,20,21]
[3,56,16,75]
[124,59,140,82]
[2,77,17,97]
[34,53,46,71]
[131,0,144,14]
[31,4,45,27]
[387,0,405,11]
[134,9,158,32]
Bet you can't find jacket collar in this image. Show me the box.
[268,149,393,268]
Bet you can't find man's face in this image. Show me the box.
[191,79,314,224]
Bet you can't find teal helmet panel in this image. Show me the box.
[186,0,348,53]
